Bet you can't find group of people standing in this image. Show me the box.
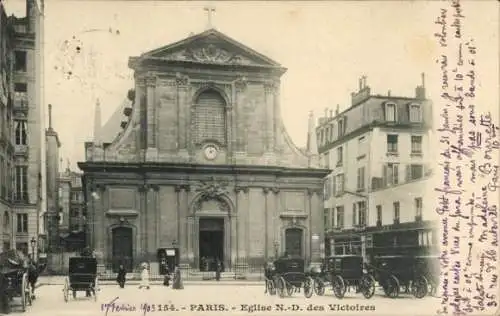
[115,263,184,290]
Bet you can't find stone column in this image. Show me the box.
[147,185,160,257]
[226,104,233,160]
[263,187,271,259]
[307,188,323,263]
[230,213,237,267]
[93,184,106,256]
[176,185,190,263]
[146,76,157,160]
[274,81,282,153]
[136,77,147,153]
[235,78,247,152]
[264,81,276,151]
[176,75,189,153]
[186,217,195,266]
[138,184,148,256]
[272,187,280,258]
[235,186,248,262]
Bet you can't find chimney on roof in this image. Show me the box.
[324,108,328,118]
[335,104,339,116]
[48,104,53,131]
[358,78,363,91]
[416,72,426,99]
[329,109,333,117]
[388,90,391,97]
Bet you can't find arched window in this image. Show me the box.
[3,211,9,228]
[193,90,227,146]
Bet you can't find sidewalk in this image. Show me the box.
[36,275,262,287]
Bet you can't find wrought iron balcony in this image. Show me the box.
[13,93,29,111]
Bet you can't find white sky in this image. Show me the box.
[4,0,499,169]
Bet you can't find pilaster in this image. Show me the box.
[92,184,106,254]
[307,188,323,262]
[146,76,158,160]
[235,186,249,262]
[176,75,189,152]
[264,81,276,151]
[142,184,159,256]
[136,77,148,151]
[235,78,247,152]
[175,184,190,263]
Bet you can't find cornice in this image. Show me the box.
[77,162,330,179]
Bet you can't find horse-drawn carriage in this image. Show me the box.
[414,255,440,297]
[0,250,34,313]
[311,255,376,299]
[368,255,429,298]
[264,257,314,298]
[63,257,100,302]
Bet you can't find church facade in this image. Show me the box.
[78,29,329,271]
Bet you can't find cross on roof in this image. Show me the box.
[204,5,216,29]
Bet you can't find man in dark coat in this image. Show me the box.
[215,258,222,281]
[0,272,10,314]
[116,265,126,288]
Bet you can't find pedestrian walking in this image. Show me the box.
[163,265,171,287]
[172,265,184,290]
[139,262,150,290]
[215,258,222,281]
[116,264,127,288]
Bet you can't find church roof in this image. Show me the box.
[99,98,131,144]
[129,28,286,73]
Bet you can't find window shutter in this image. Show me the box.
[332,176,336,196]
[352,203,357,226]
[406,165,411,182]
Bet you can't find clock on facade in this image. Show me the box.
[204,145,218,160]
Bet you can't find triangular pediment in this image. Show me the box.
[140,29,283,68]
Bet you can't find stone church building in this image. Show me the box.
[78,28,329,271]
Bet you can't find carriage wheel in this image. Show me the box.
[412,276,429,299]
[266,279,276,296]
[21,273,28,312]
[384,275,400,298]
[303,276,314,298]
[360,274,376,299]
[93,277,99,301]
[63,277,69,302]
[286,283,294,297]
[313,278,325,296]
[276,277,286,298]
[332,275,346,299]
[428,279,437,297]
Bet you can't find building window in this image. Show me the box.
[14,51,27,72]
[352,203,356,226]
[17,213,28,233]
[338,119,344,137]
[331,208,335,228]
[3,211,9,229]
[410,164,424,180]
[376,205,382,226]
[393,202,400,224]
[323,152,330,169]
[357,167,365,190]
[409,104,422,122]
[15,120,28,145]
[415,197,423,221]
[335,174,344,194]
[336,146,343,166]
[385,163,399,185]
[358,136,366,158]
[193,90,227,146]
[324,208,330,230]
[336,206,344,228]
[14,83,27,93]
[329,124,334,141]
[16,242,28,255]
[411,136,423,153]
[387,134,398,153]
[385,103,396,121]
[14,166,28,202]
[357,201,366,226]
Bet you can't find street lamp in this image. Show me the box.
[30,237,36,260]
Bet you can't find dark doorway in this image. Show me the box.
[112,227,133,272]
[199,217,224,272]
[285,228,303,257]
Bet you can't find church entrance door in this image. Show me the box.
[112,227,133,272]
[199,217,224,272]
[285,228,303,257]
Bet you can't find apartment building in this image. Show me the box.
[58,167,85,251]
[317,75,438,260]
[0,0,45,257]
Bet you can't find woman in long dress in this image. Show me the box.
[139,263,150,290]
[172,265,183,290]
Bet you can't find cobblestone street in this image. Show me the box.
[11,283,440,316]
